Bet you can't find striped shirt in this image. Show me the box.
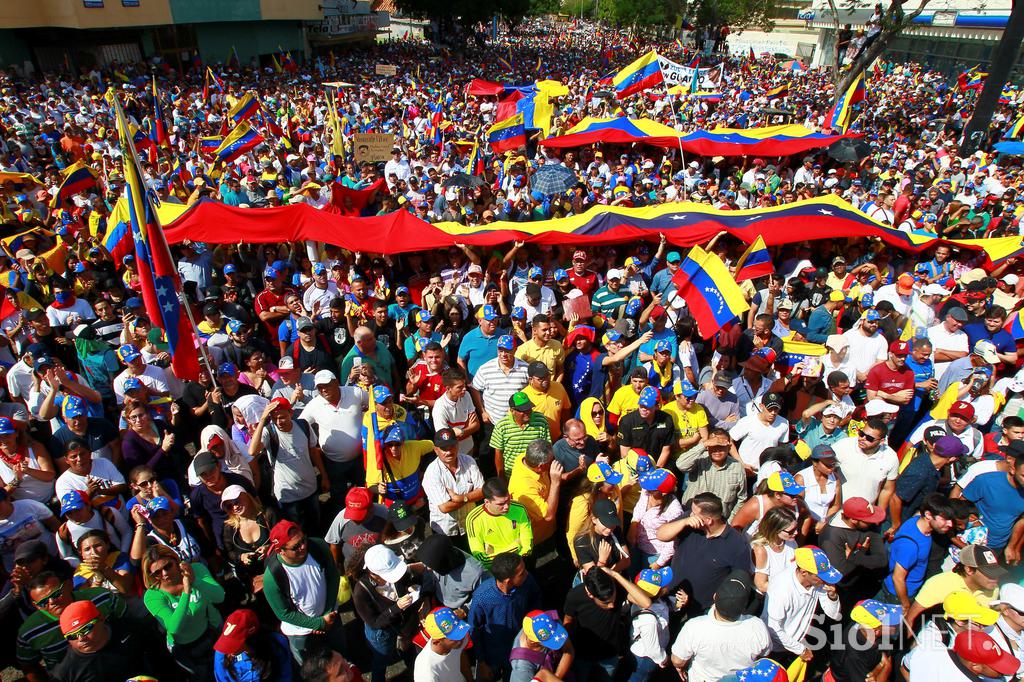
[489,411,551,476]
[16,586,125,667]
[471,357,529,423]
[591,285,628,317]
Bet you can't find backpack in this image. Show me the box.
[264,418,311,465]
[266,537,331,610]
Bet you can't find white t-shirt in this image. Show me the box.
[431,392,476,456]
[927,325,969,381]
[279,554,328,636]
[833,436,899,505]
[873,284,913,317]
[729,413,790,468]
[670,609,772,682]
[413,638,467,682]
[0,444,53,504]
[299,387,368,462]
[0,499,56,571]
[842,329,888,381]
[55,458,125,502]
[113,364,171,404]
[46,298,95,328]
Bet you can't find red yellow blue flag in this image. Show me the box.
[670,245,750,339]
[733,235,774,281]
[612,50,663,99]
[214,122,264,163]
[486,113,526,153]
[49,160,98,209]
[825,71,865,133]
[228,92,259,123]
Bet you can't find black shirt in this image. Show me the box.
[668,522,752,615]
[315,317,353,360]
[828,622,883,682]
[50,418,118,460]
[617,410,675,460]
[564,582,627,659]
[573,533,624,569]
[49,623,143,682]
[189,472,257,549]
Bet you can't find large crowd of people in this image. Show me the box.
[1,15,1024,682]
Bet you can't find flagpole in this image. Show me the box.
[109,89,216,381]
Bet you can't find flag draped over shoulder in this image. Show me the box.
[486,113,526,153]
[671,245,750,339]
[108,90,200,381]
[733,235,774,281]
[612,50,663,98]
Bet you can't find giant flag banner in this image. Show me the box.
[486,114,527,152]
[733,235,774,281]
[214,123,264,163]
[670,245,750,339]
[50,161,98,208]
[613,51,664,98]
[109,90,201,381]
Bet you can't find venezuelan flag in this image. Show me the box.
[765,83,789,101]
[102,218,132,262]
[486,113,526,153]
[779,339,827,373]
[50,160,98,208]
[1006,310,1024,340]
[670,245,750,339]
[541,116,682,148]
[825,72,865,133]
[1007,115,1024,140]
[612,50,664,99]
[734,235,774,281]
[675,124,853,157]
[206,66,224,92]
[150,77,169,148]
[214,122,264,163]
[199,136,223,154]
[229,92,259,123]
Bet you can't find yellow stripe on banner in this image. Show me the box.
[705,124,820,140]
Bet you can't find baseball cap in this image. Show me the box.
[572,250,587,261]
[896,272,916,293]
[714,571,754,620]
[587,462,624,487]
[479,304,499,321]
[762,392,783,411]
[713,372,735,388]
[948,307,969,323]
[923,283,951,296]
[527,361,550,379]
[116,343,141,363]
[59,600,101,637]
[949,400,976,421]
[934,435,968,459]
[510,306,526,320]
[509,391,534,412]
[277,356,295,370]
[219,485,247,510]
[638,386,659,409]
[1001,440,1024,460]
[343,487,372,522]
[415,309,432,324]
[591,497,621,528]
[497,334,515,351]
[217,362,237,377]
[864,309,882,322]
[954,630,1021,676]
[527,266,543,279]
[766,471,804,495]
[810,444,836,461]
[372,385,392,403]
[638,468,677,494]
[850,600,903,628]
[750,347,777,365]
[314,370,336,386]
[635,566,673,596]
[973,339,999,364]
[828,290,845,302]
[945,591,1000,625]
[864,399,899,417]
[147,496,172,514]
[223,264,237,275]
[666,251,682,263]
[0,417,16,436]
[266,520,301,555]
[387,500,418,531]
[60,490,88,516]
[296,317,315,331]
[522,610,569,650]
[842,497,886,524]
[889,340,910,356]
[382,424,405,445]
[214,609,260,655]
[606,268,623,281]
[822,403,846,418]
[423,607,471,641]
[433,428,458,449]
[959,544,1007,580]
[675,379,698,398]
[794,546,843,584]
[193,450,219,476]
[553,268,569,282]
[991,583,1024,612]
[777,298,795,311]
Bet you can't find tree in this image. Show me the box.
[830,0,932,94]
[692,0,777,32]
[394,0,528,31]
[959,1,1024,156]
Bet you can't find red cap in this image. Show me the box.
[207,434,224,449]
[344,486,372,522]
[649,305,666,320]
[269,396,292,412]
[954,630,1021,676]
[266,520,300,555]
[949,400,976,421]
[214,609,260,655]
[889,340,910,356]
[842,497,886,524]
[572,250,587,262]
[897,273,916,292]
[59,600,101,636]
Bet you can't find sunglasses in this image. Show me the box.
[65,620,98,641]
[283,537,307,553]
[135,478,156,486]
[33,582,65,607]
[858,430,881,443]
[149,562,176,578]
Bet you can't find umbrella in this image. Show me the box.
[780,59,806,72]
[827,137,872,162]
[442,172,485,189]
[531,165,579,195]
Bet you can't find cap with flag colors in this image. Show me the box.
[794,545,843,584]
[522,610,569,649]
[671,245,750,339]
[635,566,673,596]
[422,607,471,641]
[851,600,903,628]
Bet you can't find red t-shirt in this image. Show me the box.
[410,361,444,401]
[864,362,915,394]
[567,269,598,298]
[254,288,294,336]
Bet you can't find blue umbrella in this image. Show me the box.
[531,165,579,195]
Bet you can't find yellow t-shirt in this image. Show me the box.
[662,400,709,440]
[508,457,555,543]
[608,384,642,419]
[522,383,570,439]
[365,439,432,503]
[913,570,997,609]
[515,338,565,376]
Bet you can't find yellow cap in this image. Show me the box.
[943,591,999,626]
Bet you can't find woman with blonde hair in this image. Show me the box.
[142,544,225,681]
[221,484,278,595]
[750,505,799,593]
[566,462,623,565]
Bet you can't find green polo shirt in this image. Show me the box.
[16,586,125,669]
[489,410,550,476]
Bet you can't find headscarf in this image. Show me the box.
[577,397,607,439]
[187,423,256,487]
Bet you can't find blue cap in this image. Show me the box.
[603,330,623,344]
[497,334,515,351]
[372,384,392,403]
[62,396,86,419]
[217,362,237,376]
[224,264,237,274]
[638,386,659,409]
[264,267,279,279]
[312,262,326,275]
[415,309,432,324]
[116,344,141,363]
[528,266,543,279]
[625,297,643,316]
[147,496,172,514]
[480,305,499,321]
[861,293,875,307]
[654,339,673,354]
[0,417,15,435]
[511,306,526,320]
[382,424,405,445]
[125,297,143,308]
[123,377,143,391]
[227,319,245,334]
[72,262,85,274]
[865,309,882,322]
[33,355,54,370]
[272,260,288,273]
[553,268,569,281]
[25,343,46,358]
[666,251,682,263]
[60,490,87,516]
[676,379,698,398]
[587,461,624,485]
[396,286,410,295]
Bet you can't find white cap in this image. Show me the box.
[314,370,337,386]
[688,161,699,169]
[364,544,408,584]
[825,334,849,352]
[922,283,951,296]
[973,339,999,364]
[277,356,295,370]
[822,403,846,418]
[992,583,1024,612]
[220,484,247,506]
[468,264,483,274]
[1003,274,1019,286]
[1010,368,1024,394]
[865,398,899,416]
[606,268,623,281]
